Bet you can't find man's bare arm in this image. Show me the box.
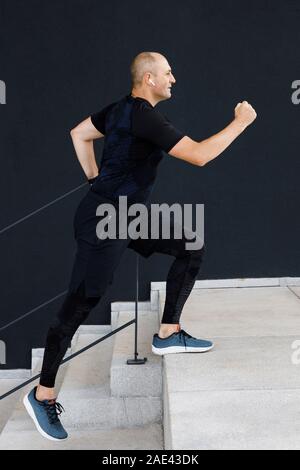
[70,117,104,179]
[168,101,257,166]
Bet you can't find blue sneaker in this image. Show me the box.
[152,328,214,355]
[23,386,68,441]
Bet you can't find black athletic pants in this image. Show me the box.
[39,193,205,388]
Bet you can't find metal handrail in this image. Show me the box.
[0,290,68,333]
[0,253,148,401]
[0,182,88,332]
[0,319,135,401]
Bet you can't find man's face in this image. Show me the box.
[151,57,176,100]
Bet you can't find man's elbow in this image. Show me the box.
[70,127,78,138]
[193,142,207,167]
[197,155,207,167]
[70,127,84,143]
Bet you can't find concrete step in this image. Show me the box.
[110,310,162,398]
[0,379,24,433]
[59,329,161,429]
[159,285,300,337]
[0,325,91,448]
[0,321,164,449]
[160,286,300,450]
[0,423,163,450]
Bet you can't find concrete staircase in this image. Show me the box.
[0,309,163,450]
[2,278,300,450]
[161,283,300,450]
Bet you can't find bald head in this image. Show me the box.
[130,52,167,87]
[129,52,176,106]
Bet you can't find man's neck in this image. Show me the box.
[130,90,157,107]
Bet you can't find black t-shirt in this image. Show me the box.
[89,93,185,203]
[91,95,185,153]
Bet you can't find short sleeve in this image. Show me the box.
[90,102,116,134]
[132,106,186,153]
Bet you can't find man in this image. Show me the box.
[23,51,257,441]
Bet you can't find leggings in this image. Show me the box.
[39,242,205,388]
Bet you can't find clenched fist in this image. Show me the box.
[235,101,257,128]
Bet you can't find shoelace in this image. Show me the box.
[178,329,194,349]
[44,400,65,425]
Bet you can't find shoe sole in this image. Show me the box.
[151,344,214,355]
[23,393,68,442]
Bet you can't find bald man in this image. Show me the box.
[23,52,257,441]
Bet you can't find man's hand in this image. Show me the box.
[167,100,258,167]
[88,175,98,186]
[234,101,257,129]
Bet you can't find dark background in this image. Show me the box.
[0,0,299,368]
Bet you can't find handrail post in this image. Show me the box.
[127,253,147,365]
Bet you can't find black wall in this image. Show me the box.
[1,0,299,368]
